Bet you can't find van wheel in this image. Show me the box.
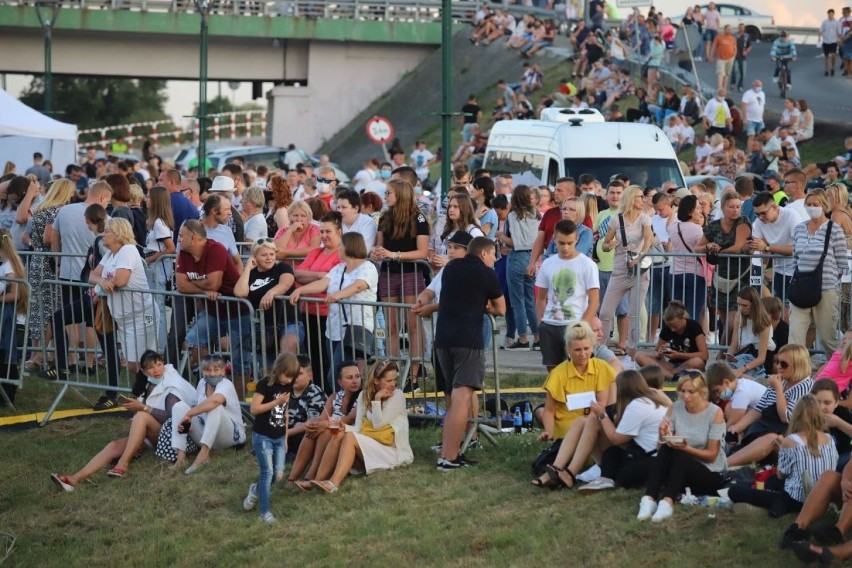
[746,26,761,41]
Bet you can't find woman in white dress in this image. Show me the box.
[309,360,413,493]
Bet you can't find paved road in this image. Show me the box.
[690,42,852,124]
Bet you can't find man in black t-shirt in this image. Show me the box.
[461,94,482,144]
[431,237,505,471]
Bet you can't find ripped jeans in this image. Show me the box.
[252,431,286,515]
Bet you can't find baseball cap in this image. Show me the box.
[764,171,782,184]
[448,231,473,248]
[210,175,235,192]
[674,188,691,199]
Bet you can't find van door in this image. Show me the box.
[546,157,560,187]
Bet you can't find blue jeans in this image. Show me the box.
[507,250,538,337]
[671,273,706,321]
[146,257,172,350]
[251,431,286,515]
[648,265,672,316]
[186,310,253,374]
[732,59,747,89]
[495,255,516,339]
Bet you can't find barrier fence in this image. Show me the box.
[0,277,32,410]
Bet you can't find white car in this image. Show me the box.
[677,4,777,41]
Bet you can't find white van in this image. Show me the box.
[483,109,685,189]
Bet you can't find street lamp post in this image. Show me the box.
[440,0,452,203]
[34,0,60,115]
[195,0,212,173]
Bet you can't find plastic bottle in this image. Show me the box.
[513,408,523,434]
[523,402,533,430]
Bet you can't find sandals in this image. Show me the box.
[611,346,628,357]
[294,480,314,492]
[530,477,551,489]
[545,464,576,489]
[310,480,338,494]
[792,542,837,565]
[106,466,127,478]
[50,473,76,492]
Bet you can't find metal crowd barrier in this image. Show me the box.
[0,277,32,410]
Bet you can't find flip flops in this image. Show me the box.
[106,467,127,478]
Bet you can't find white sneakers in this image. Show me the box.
[637,496,657,521]
[578,477,615,494]
[243,483,258,511]
[651,500,674,522]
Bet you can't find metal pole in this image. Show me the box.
[440,0,451,202]
[198,4,209,174]
[44,24,52,115]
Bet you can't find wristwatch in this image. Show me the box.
[764,243,770,252]
[597,413,607,421]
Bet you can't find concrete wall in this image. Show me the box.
[267,41,433,153]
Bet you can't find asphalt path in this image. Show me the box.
[689,42,852,124]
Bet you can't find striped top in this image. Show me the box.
[792,220,849,290]
[778,433,838,502]
[753,377,814,422]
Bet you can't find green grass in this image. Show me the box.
[1,411,815,567]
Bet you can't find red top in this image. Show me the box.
[296,246,343,317]
[177,239,246,317]
[537,206,562,248]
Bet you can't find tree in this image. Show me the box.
[20,77,168,128]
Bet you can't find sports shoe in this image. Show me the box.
[637,496,657,521]
[243,483,258,511]
[831,69,836,76]
[576,464,601,483]
[430,442,443,453]
[260,512,276,524]
[786,84,792,90]
[531,341,540,351]
[436,455,478,472]
[779,523,809,549]
[50,473,75,492]
[651,499,674,522]
[505,340,530,350]
[578,477,615,494]
[93,396,117,411]
[37,366,68,382]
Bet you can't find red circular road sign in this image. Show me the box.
[365,116,394,145]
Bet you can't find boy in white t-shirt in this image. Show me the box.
[706,361,767,426]
[535,220,600,371]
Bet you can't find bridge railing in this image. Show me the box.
[76,110,267,152]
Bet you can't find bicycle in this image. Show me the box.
[775,56,793,98]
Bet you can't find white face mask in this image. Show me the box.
[806,206,824,220]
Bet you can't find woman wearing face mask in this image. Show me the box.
[49,350,197,490]
[788,189,849,358]
[172,353,248,474]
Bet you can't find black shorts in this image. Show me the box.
[435,347,485,396]
[538,322,568,368]
[824,42,838,55]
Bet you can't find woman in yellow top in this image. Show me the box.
[538,321,617,444]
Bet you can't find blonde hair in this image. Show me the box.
[128,184,144,206]
[0,228,29,313]
[287,200,314,223]
[828,183,851,215]
[618,185,644,215]
[35,179,75,212]
[676,371,708,400]
[709,133,724,147]
[840,339,852,375]
[805,188,830,213]
[582,193,598,221]
[564,320,595,345]
[564,196,586,222]
[787,396,825,457]
[106,217,136,246]
[777,344,812,381]
[268,352,300,387]
[363,360,399,405]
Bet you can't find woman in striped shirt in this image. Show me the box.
[729,395,838,517]
[727,344,815,467]
[789,188,849,358]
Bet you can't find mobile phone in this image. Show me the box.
[118,393,133,402]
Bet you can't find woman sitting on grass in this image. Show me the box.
[726,344,814,468]
[308,360,412,493]
[637,371,726,522]
[728,395,838,517]
[49,350,196,490]
[634,300,709,381]
[718,287,774,380]
[289,360,362,490]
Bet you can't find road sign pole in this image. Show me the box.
[440,0,452,206]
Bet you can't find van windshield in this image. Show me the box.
[483,151,545,187]
[564,158,685,189]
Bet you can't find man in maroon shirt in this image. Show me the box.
[177,220,252,392]
[526,177,576,276]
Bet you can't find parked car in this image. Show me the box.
[675,4,777,40]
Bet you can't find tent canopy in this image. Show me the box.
[0,88,78,175]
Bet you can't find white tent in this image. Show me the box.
[0,88,78,176]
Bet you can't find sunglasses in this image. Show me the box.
[316,176,335,184]
[775,360,790,369]
[255,237,275,245]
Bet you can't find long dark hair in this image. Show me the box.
[614,370,662,425]
[441,193,481,240]
[510,185,539,221]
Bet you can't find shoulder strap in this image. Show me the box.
[339,268,349,326]
[818,220,834,265]
[618,213,628,249]
[677,224,693,254]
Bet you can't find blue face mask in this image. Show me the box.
[204,374,224,387]
[719,387,734,401]
[754,87,762,93]
[380,170,391,180]
[147,375,163,386]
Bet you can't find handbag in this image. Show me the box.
[619,213,652,275]
[339,269,373,359]
[713,267,750,294]
[788,220,833,309]
[93,297,114,335]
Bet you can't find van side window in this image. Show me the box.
[483,151,545,187]
[547,159,559,187]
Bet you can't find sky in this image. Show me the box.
[2,1,839,124]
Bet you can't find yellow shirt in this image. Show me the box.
[542,358,616,439]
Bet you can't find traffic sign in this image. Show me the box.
[365,116,394,145]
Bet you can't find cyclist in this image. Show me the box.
[770,30,798,90]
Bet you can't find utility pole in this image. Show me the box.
[195,0,212,172]
[35,0,60,115]
[440,0,452,202]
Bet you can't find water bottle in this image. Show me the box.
[523,402,533,430]
[513,408,523,434]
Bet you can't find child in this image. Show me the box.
[244,353,298,524]
[814,338,852,403]
[706,361,767,426]
[811,379,852,470]
[760,296,788,374]
[634,300,709,381]
[0,228,28,405]
[639,364,665,390]
[729,396,839,517]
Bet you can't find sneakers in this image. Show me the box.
[505,340,530,350]
[93,395,117,411]
[786,84,792,90]
[651,499,674,522]
[578,477,615,494]
[430,442,443,453]
[436,455,478,472]
[499,337,516,350]
[260,512,276,524]
[637,496,657,521]
[532,341,541,351]
[50,473,75,492]
[243,483,258,511]
[779,523,810,549]
[37,366,68,382]
[576,464,602,483]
